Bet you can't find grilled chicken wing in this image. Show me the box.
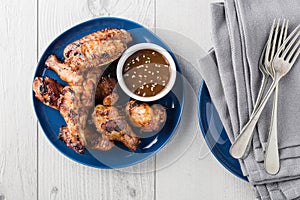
[32,77,63,110]
[92,105,140,151]
[33,76,115,153]
[125,100,167,132]
[45,55,84,86]
[45,28,132,85]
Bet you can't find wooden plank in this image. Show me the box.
[155,0,255,199]
[0,0,37,199]
[156,0,213,51]
[37,0,155,199]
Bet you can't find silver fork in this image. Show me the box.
[265,24,300,175]
[264,19,289,175]
[229,19,286,159]
[230,24,300,159]
[264,20,289,169]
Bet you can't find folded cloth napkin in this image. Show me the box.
[223,0,300,182]
[226,0,300,161]
[198,0,300,199]
[199,50,300,200]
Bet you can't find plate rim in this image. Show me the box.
[32,16,184,169]
[198,80,248,181]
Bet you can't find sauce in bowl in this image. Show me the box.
[122,49,170,97]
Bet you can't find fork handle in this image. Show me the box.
[230,80,278,159]
[229,76,268,159]
[265,85,280,175]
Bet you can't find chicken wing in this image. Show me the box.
[92,105,140,151]
[63,28,132,70]
[125,100,167,132]
[32,77,63,110]
[33,77,114,153]
[45,28,132,85]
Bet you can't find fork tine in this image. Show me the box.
[279,20,289,53]
[281,27,300,58]
[277,19,287,50]
[284,20,289,42]
[266,19,277,63]
[279,24,300,57]
[290,47,300,66]
[270,19,281,59]
[287,41,300,63]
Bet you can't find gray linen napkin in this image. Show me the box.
[229,0,300,160]
[200,0,300,199]
[199,47,300,200]
[213,0,300,175]
[224,0,300,182]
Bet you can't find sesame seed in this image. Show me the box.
[133,71,136,74]
[156,71,160,73]
[124,74,129,77]
[137,91,141,94]
[139,75,143,78]
[144,75,147,78]
[163,83,166,86]
[132,84,135,88]
[146,85,149,88]
[155,64,158,67]
[148,71,151,74]
[139,80,142,83]
[152,52,155,55]
[132,75,136,78]
[143,55,145,58]
[127,63,130,66]
[140,85,144,89]
[136,57,140,62]
[152,72,154,75]
[150,80,153,83]
[151,87,154,91]
[142,93,146,97]
[145,65,149,68]
[144,68,147,71]
[147,57,150,60]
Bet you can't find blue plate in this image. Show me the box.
[33,17,183,169]
[198,81,248,181]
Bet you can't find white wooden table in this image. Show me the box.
[0,0,256,199]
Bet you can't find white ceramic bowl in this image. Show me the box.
[117,43,177,102]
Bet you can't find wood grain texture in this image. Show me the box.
[0,0,37,199]
[156,0,213,51]
[37,0,155,200]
